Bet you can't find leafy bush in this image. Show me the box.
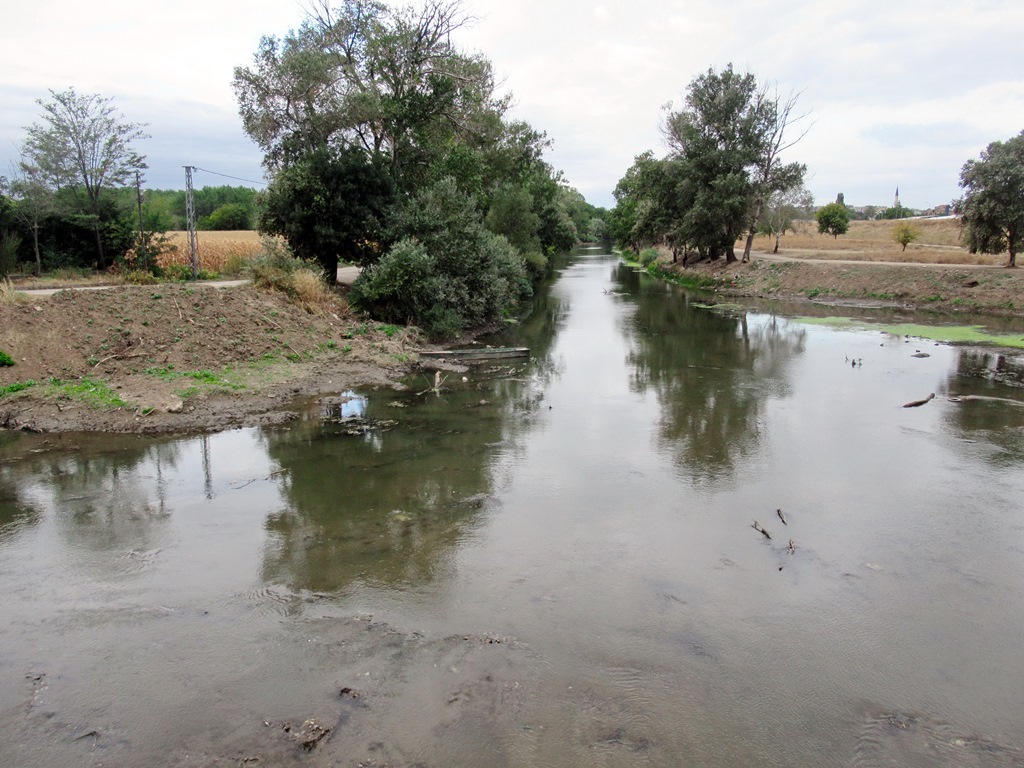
[352,179,530,339]
[523,250,549,280]
[638,247,660,267]
[123,269,160,285]
[0,349,14,367]
[248,240,332,311]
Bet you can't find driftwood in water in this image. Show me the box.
[777,508,788,526]
[752,520,772,540]
[902,393,935,408]
[787,539,796,555]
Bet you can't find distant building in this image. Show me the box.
[894,186,900,208]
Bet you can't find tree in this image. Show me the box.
[233,0,507,193]
[816,203,849,238]
[892,221,920,252]
[759,185,813,253]
[20,88,148,268]
[257,145,394,282]
[661,65,806,265]
[1,166,54,274]
[485,182,541,255]
[740,87,808,262]
[204,203,251,231]
[956,131,1024,267]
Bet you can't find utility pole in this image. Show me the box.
[184,165,200,278]
[135,171,147,272]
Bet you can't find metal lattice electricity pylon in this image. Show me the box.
[184,166,200,278]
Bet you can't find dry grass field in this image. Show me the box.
[161,230,266,274]
[766,217,1003,266]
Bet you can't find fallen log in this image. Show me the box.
[777,508,788,526]
[752,520,772,540]
[902,393,935,408]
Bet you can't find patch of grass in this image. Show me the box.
[0,349,15,367]
[45,377,129,408]
[922,294,945,302]
[647,263,718,291]
[0,380,37,397]
[868,292,897,300]
[0,279,29,305]
[144,365,245,391]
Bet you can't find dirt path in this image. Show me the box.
[675,249,1024,316]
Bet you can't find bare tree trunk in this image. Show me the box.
[741,230,755,263]
[93,224,106,269]
[773,234,780,253]
[1008,231,1017,268]
[32,223,41,276]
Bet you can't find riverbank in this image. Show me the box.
[0,282,416,434]
[652,253,1024,317]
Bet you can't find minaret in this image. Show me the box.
[894,186,900,208]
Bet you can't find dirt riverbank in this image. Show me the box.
[665,252,1024,316]
[3,252,1023,435]
[0,283,416,434]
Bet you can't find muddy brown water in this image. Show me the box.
[3,247,1024,767]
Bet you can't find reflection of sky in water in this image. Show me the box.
[340,390,367,419]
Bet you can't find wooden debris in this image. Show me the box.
[752,520,772,540]
[902,393,935,408]
[787,539,796,554]
[776,508,787,526]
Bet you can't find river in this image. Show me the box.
[2,246,1024,767]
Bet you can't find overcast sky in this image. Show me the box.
[2,0,1022,210]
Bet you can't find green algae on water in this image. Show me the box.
[797,317,1024,348]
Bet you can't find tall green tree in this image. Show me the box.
[20,87,148,268]
[233,0,507,193]
[662,64,766,264]
[956,131,1024,267]
[257,145,394,282]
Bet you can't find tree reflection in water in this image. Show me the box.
[615,264,806,481]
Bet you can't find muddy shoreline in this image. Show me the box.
[3,256,1024,435]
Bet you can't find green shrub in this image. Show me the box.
[523,250,549,279]
[0,349,15,367]
[123,269,159,285]
[248,240,330,308]
[639,247,660,267]
[352,179,529,339]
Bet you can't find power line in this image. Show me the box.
[192,166,267,187]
